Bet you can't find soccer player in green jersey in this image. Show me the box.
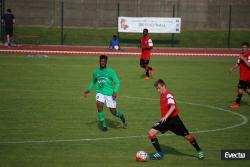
[84,55,127,131]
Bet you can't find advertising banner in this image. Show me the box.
[118,17,181,33]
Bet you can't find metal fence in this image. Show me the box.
[3,0,249,28]
[1,0,250,47]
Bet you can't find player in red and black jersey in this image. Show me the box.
[138,28,154,80]
[229,42,250,108]
[147,79,205,160]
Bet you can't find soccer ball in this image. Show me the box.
[136,150,148,162]
[114,45,119,50]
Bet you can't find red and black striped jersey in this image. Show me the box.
[237,51,250,81]
[140,36,153,60]
[160,90,180,118]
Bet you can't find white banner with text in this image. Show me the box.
[118,17,181,33]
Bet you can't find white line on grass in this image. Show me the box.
[0,96,248,144]
[122,96,248,133]
[0,49,238,57]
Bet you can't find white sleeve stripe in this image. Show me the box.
[166,94,174,98]
[168,98,175,104]
[148,39,153,47]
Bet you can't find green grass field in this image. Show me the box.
[14,26,250,48]
[0,55,249,167]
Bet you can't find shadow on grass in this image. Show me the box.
[148,145,196,158]
[240,101,250,106]
[105,118,124,129]
[86,118,124,130]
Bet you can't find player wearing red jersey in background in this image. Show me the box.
[138,28,154,80]
[147,79,205,160]
[229,42,250,108]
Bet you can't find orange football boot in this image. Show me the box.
[229,103,240,108]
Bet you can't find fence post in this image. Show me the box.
[171,4,175,47]
[117,3,120,39]
[227,5,232,48]
[0,0,5,43]
[60,0,64,45]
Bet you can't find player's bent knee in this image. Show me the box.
[148,135,157,140]
[109,108,116,115]
[148,129,157,137]
[238,89,244,94]
[186,135,194,142]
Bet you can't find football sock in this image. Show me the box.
[149,135,162,152]
[115,110,122,118]
[236,93,243,104]
[147,66,152,76]
[115,110,127,126]
[187,135,201,152]
[98,112,107,128]
[144,65,150,77]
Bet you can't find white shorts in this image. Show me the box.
[96,93,116,108]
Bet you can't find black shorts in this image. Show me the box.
[5,27,13,37]
[237,80,250,91]
[152,115,189,136]
[140,59,149,67]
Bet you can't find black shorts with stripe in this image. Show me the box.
[152,115,189,136]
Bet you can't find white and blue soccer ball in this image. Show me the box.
[136,150,148,162]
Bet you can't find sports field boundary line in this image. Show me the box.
[0,44,240,57]
[0,96,247,145]
[0,49,239,57]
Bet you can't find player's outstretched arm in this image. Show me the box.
[85,71,97,96]
[229,63,239,74]
[112,70,120,94]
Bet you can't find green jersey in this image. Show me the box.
[87,67,120,96]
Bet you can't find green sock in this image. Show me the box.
[115,110,122,118]
[98,112,107,128]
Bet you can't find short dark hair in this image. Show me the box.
[7,9,11,13]
[154,79,165,87]
[241,42,249,47]
[100,55,108,60]
[143,28,148,33]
